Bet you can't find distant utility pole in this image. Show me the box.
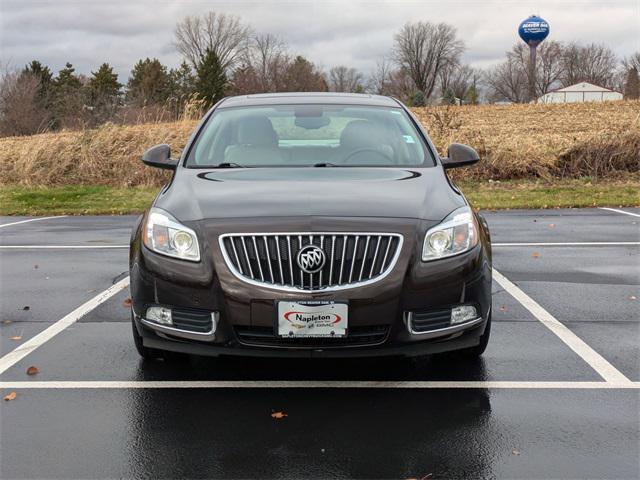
[518,15,550,103]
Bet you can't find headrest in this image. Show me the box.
[340,120,378,149]
[238,116,278,146]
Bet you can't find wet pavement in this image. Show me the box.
[0,208,639,479]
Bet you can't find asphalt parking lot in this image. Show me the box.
[0,208,638,479]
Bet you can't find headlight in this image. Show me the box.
[143,207,200,262]
[422,206,478,261]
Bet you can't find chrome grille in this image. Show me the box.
[219,233,403,292]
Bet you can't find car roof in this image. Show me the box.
[218,92,402,109]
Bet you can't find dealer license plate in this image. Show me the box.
[277,301,348,337]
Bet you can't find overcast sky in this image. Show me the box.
[1,0,638,80]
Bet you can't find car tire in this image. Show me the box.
[131,312,165,360]
[459,313,491,358]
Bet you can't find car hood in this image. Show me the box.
[156,167,465,222]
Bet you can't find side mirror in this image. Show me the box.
[441,143,480,169]
[142,144,178,170]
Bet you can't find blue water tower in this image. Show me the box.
[518,15,550,101]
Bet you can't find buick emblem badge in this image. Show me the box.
[296,245,326,274]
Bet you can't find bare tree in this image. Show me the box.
[368,56,393,95]
[281,56,327,92]
[561,42,618,88]
[385,67,415,103]
[0,70,50,136]
[328,65,364,92]
[484,55,528,103]
[227,65,258,95]
[509,41,564,96]
[174,12,251,71]
[622,52,640,72]
[244,33,290,92]
[617,52,640,93]
[484,41,564,103]
[534,41,565,95]
[439,64,477,103]
[393,21,464,100]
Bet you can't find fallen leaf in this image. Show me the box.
[22,306,30,311]
[271,411,288,419]
[9,335,22,341]
[532,252,540,258]
[3,391,17,401]
[123,298,133,308]
[26,366,39,376]
[512,448,521,456]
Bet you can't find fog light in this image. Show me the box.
[451,305,478,325]
[146,306,172,325]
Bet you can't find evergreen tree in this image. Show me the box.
[55,62,82,89]
[167,61,197,118]
[24,60,52,80]
[23,60,54,109]
[169,61,196,100]
[86,63,122,123]
[353,84,365,94]
[194,49,227,107]
[23,60,53,89]
[442,88,457,105]
[410,90,426,107]
[87,63,121,106]
[624,67,640,100]
[463,85,479,105]
[51,63,85,128]
[126,58,171,106]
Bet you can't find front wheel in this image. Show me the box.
[458,313,491,358]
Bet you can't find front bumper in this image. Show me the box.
[130,216,492,358]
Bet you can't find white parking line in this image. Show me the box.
[0,380,638,389]
[599,207,640,218]
[493,269,633,385]
[0,261,632,389]
[0,216,68,229]
[0,276,130,375]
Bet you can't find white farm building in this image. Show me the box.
[537,82,623,103]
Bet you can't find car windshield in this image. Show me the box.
[185,104,434,168]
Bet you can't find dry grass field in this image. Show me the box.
[0,100,638,188]
[0,100,638,213]
[413,101,640,181]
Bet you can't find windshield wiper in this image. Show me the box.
[210,162,245,168]
[312,162,339,167]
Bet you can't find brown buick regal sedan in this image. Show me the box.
[129,92,492,361]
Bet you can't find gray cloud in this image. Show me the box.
[1,0,637,80]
